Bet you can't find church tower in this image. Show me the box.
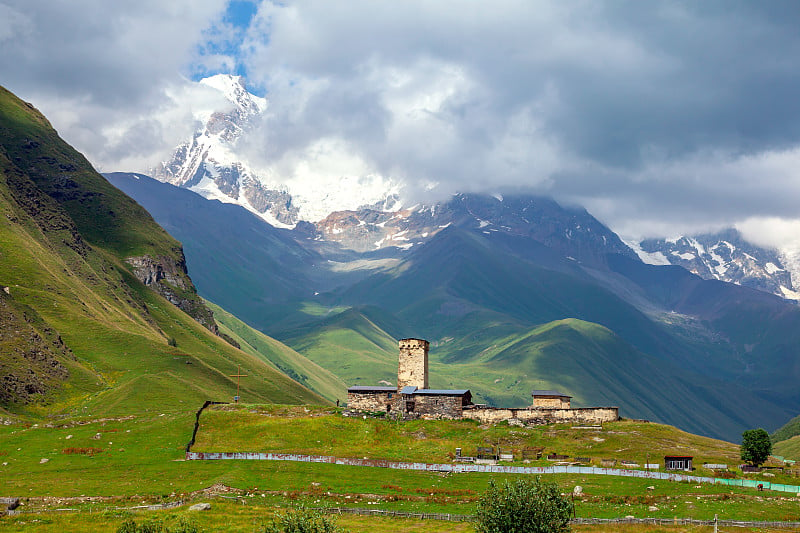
[397,338,429,390]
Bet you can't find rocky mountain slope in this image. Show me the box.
[0,85,324,414]
[637,229,799,301]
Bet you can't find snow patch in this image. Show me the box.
[626,240,672,266]
[765,262,783,274]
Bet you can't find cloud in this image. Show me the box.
[0,0,229,169]
[4,0,800,243]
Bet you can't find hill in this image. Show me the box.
[0,85,324,414]
[106,167,800,443]
[772,413,800,445]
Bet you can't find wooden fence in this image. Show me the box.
[316,508,800,529]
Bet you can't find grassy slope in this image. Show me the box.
[1,406,798,527]
[772,413,800,444]
[207,300,347,402]
[774,435,800,461]
[0,85,323,414]
[277,306,776,440]
[194,405,747,469]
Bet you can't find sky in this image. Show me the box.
[2,1,800,246]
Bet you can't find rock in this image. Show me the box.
[65,435,72,440]
[573,486,583,495]
[91,433,101,440]
[39,458,49,464]
[646,486,655,491]
[189,503,211,511]
[763,472,775,477]
[648,506,659,511]
[625,515,635,519]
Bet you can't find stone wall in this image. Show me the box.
[411,395,465,419]
[397,338,429,389]
[464,406,618,426]
[347,391,395,412]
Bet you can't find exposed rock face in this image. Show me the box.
[0,290,70,405]
[126,253,218,335]
[313,193,639,268]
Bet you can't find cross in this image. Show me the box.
[229,365,247,403]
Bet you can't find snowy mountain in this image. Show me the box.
[150,74,399,226]
[636,229,800,300]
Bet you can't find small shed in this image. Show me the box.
[531,390,572,409]
[664,455,693,471]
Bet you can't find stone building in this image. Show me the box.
[347,338,618,425]
[531,390,572,409]
[347,338,473,419]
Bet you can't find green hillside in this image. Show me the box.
[207,300,347,402]
[774,434,800,461]
[772,413,800,444]
[0,85,324,414]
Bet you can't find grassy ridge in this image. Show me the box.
[207,300,347,402]
[772,413,800,444]
[193,404,746,470]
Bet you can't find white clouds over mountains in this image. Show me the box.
[3,0,800,243]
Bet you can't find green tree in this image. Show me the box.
[475,477,573,533]
[262,507,347,533]
[741,428,773,467]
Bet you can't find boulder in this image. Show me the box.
[189,503,211,511]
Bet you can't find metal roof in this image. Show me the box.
[531,390,572,398]
[414,389,471,396]
[347,386,397,392]
[400,386,418,394]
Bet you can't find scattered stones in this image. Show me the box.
[625,515,635,519]
[763,472,775,477]
[39,458,49,464]
[91,433,101,440]
[189,503,211,511]
[573,486,583,495]
[648,506,659,512]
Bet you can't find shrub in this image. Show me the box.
[116,517,201,533]
[262,507,347,533]
[474,477,573,533]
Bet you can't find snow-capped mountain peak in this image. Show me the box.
[639,229,799,300]
[149,75,398,227]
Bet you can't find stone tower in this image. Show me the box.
[397,338,429,390]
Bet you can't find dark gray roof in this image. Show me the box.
[348,386,396,392]
[414,389,471,396]
[400,386,418,394]
[531,390,572,398]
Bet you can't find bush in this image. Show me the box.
[741,428,772,467]
[116,517,201,533]
[475,477,573,533]
[262,507,347,533]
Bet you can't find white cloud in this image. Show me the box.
[4,0,800,246]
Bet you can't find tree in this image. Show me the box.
[262,507,347,533]
[741,428,772,467]
[475,477,573,533]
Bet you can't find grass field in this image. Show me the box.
[2,403,799,533]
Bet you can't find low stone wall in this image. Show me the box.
[463,406,618,426]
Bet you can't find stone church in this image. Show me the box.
[347,338,618,425]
